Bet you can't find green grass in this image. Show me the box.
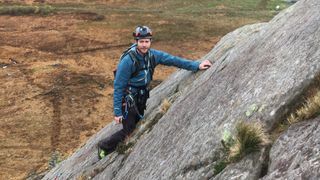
[0,0,292,42]
[115,142,135,154]
[49,0,292,41]
[267,0,293,10]
[48,151,64,169]
[0,5,55,16]
[213,160,228,175]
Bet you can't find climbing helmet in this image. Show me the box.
[133,26,152,40]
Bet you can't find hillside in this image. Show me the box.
[43,0,320,179]
[0,0,293,179]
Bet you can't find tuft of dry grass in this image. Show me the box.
[228,121,270,162]
[287,90,320,124]
[77,174,88,180]
[160,98,171,113]
[214,121,270,175]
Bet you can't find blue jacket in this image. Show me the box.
[113,45,200,116]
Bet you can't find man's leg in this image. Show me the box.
[98,107,138,154]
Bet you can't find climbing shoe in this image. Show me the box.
[98,147,108,160]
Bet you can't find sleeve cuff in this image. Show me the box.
[193,61,201,72]
[114,108,122,117]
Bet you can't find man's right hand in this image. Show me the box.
[199,60,212,70]
[114,116,123,124]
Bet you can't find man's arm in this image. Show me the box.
[113,55,134,122]
[152,49,211,71]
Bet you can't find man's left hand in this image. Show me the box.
[199,60,212,70]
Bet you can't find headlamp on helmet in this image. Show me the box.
[133,26,152,40]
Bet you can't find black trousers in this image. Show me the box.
[98,93,146,153]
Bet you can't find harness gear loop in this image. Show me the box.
[123,86,149,120]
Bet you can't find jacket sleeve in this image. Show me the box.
[113,55,134,117]
[152,49,200,72]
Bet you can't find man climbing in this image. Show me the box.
[98,25,212,159]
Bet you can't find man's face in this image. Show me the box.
[136,38,151,54]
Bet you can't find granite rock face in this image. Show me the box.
[262,117,320,180]
[43,0,320,179]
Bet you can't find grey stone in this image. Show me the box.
[213,150,267,180]
[262,118,320,180]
